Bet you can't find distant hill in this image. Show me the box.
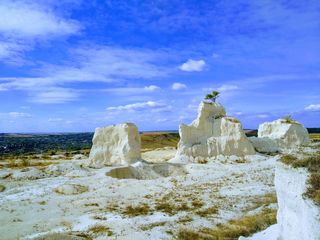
[0,128,319,156]
[307,128,320,133]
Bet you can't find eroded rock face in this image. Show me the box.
[258,119,310,149]
[89,123,141,166]
[173,101,255,163]
[275,162,320,240]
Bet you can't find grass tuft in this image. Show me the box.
[177,208,276,240]
[88,224,113,236]
[122,203,151,217]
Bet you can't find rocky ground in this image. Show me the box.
[0,148,278,240]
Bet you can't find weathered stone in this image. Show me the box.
[89,123,141,166]
[173,101,255,163]
[258,119,310,149]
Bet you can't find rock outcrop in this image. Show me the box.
[249,136,278,154]
[173,101,255,163]
[258,119,310,149]
[275,162,320,240]
[89,123,141,166]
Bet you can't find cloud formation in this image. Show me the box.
[0,112,32,118]
[0,1,80,63]
[305,104,320,111]
[172,82,187,90]
[0,1,80,38]
[179,59,206,72]
[144,85,161,91]
[0,46,170,103]
[106,101,169,112]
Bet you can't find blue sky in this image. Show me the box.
[0,0,319,132]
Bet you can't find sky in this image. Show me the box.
[0,0,319,132]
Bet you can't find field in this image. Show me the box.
[0,130,319,239]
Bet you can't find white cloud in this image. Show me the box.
[0,46,169,103]
[29,88,79,104]
[0,40,29,63]
[106,101,168,112]
[257,114,269,118]
[172,82,187,90]
[217,84,239,92]
[48,118,63,122]
[305,104,320,111]
[203,84,239,93]
[0,1,80,64]
[179,59,206,72]
[0,112,32,118]
[234,111,243,116]
[156,118,168,123]
[0,1,80,38]
[144,85,161,91]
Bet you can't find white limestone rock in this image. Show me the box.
[45,162,84,176]
[11,167,46,180]
[258,119,310,149]
[89,123,141,166]
[249,136,278,153]
[173,101,255,163]
[54,184,89,195]
[275,162,320,240]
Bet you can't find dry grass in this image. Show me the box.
[155,202,176,215]
[122,203,151,217]
[305,173,320,205]
[281,115,300,124]
[280,154,320,171]
[140,221,167,231]
[191,200,204,208]
[0,184,5,192]
[280,154,320,205]
[197,158,208,164]
[6,158,57,168]
[140,132,179,151]
[88,224,113,236]
[177,208,277,240]
[195,206,218,217]
[177,215,193,224]
[225,117,240,124]
[245,193,277,212]
[309,133,320,142]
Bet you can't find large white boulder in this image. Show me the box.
[173,101,255,163]
[249,136,278,154]
[89,123,141,166]
[258,119,310,149]
[275,162,320,240]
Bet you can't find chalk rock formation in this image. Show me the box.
[258,119,310,149]
[249,136,278,153]
[173,101,255,163]
[89,123,141,166]
[275,162,320,240]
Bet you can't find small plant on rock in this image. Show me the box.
[205,91,220,103]
[282,115,296,124]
